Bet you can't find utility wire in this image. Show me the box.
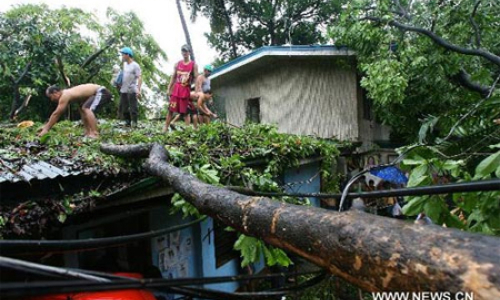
[0,256,110,282]
[229,178,500,200]
[0,269,325,299]
[0,216,206,254]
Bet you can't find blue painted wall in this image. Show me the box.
[199,217,240,292]
[283,161,321,207]
[149,205,202,299]
[149,205,240,294]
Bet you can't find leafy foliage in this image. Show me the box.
[331,0,500,145]
[0,4,167,121]
[400,145,500,235]
[0,120,341,265]
[185,0,342,63]
[328,0,500,237]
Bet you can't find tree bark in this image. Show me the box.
[80,37,117,69]
[451,69,490,97]
[364,16,500,67]
[217,0,238,59]
[177,0,195,62]
[9,62,32,120]
[101,143,500,299]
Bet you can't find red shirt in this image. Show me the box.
[172,60,194,99]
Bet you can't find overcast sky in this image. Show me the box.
[0,0,219,74]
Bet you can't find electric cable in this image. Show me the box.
[229,178,500,200]
[0,256,110,282]
[0,269,325,299]
[0,216,206,254]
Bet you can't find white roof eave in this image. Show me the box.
[210,48,356,81]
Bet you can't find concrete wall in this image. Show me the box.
[212,57,360,140]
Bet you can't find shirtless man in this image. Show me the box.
[190,64,217,124]
[39,84,113,138]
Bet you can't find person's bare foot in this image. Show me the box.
[494,119,500,125]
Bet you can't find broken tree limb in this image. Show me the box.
[80,37,117,69]
[12,94,32,119]
[101,143,500,299]
[100,143,152,158]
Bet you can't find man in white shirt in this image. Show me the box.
[119,47,142,127]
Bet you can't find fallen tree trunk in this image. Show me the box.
[101,143,500,299]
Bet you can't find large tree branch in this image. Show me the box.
[55,56,70,87]
[80,37,117,69]
[451,69,491,97]
[101,143,152,158]
[364,16,500,67]
[101,143,500,299]
[10,94,31,120]
[13,61,32,85]
[392,0,411,21]
[9,62,32,120]
[469,0,482,48]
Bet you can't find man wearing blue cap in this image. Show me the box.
[119,47,142,127]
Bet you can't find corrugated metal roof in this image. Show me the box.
[0,159,85,184]
[210,45,355,80]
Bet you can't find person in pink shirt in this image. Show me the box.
[164,44,198,131]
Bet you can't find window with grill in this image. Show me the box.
[246,97,261,123]
[214,220,239,268]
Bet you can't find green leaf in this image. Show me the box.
[402,196,427,216]
[39,133,51,144]
[474,151,500,179]
[444,214,465,230]
[424,198,443,223]
[402,157,426,165]
[234,235,260,267]
[407,164,429,187]
[58,213,67,223]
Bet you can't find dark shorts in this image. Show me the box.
[187,101,198,116]
[197,108,209,116]
[82,87,112,113]
[169,95,189,114]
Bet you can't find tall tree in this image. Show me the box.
[187,0,238,59]
[332,0,500,235]
[176,0,196,62]
[0,4,168,122]
[186,0,341,63]
[332,0,500,147]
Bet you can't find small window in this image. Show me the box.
[214,220,239,268]
[246,98,261,123]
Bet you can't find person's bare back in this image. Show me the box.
[63,84,102,103]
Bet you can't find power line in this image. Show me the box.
[0,256,110,282]
[0,216,206,254]
[228,178,500,200]
[0,267,325,299]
